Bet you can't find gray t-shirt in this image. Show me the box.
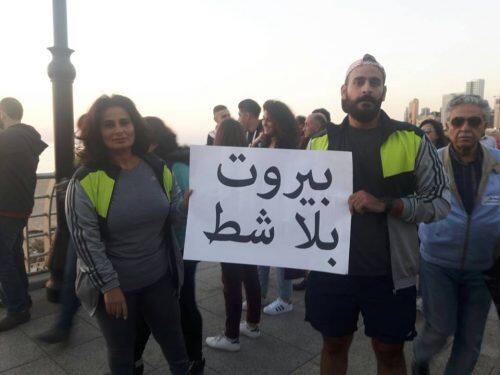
[106,160,170,291]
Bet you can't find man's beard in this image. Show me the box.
[342,94,382,122]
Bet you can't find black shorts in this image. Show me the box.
[305,272,417,344]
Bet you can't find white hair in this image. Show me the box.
[446,94,491,124]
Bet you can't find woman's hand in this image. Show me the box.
[103,287,128,320]
[183,189,193,210]
[251,133,266,147]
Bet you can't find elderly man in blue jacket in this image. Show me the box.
[413,94,500,375]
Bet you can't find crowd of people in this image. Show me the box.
[0,54,498,375]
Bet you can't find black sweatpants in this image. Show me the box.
[95,276,189,375]
[135,260,203,368]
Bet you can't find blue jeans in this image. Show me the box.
[413,259,492,375]
[0,216,29,314]
[56,240,80,330]
[258,266,292,302]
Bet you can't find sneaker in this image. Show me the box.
[0,310,31,332]
[263,298,293,315]
[205,334,240,352]
[37,326,71,344]
[239,322,261,339]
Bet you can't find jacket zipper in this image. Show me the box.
[460,215,472,270]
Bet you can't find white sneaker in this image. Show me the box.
[263,298,293,315]
[205,334,240,352]
[239,322,261,339]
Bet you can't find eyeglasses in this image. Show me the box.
[450,116,482,128]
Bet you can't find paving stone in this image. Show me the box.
[290,360,321,374]
[197,262,219,272]
[74,308,100,330]
[1,357,66,375]
[0,328,45,372]
[204,332,314,375]
[50,337,109,375]
[200,305,314,374]
[2,271,497,375]
[259,304,322,355]
[29,288,46,300]
[292,289,307,307]
[29,290,61,320]
[200,309,313,375]
[19,313,102,353]
[146,363,220,375]
[347,332,377,374]
[195,266,223,292]
[195,282,222,303]
[481,317,500,358]
[197,291,226,317]
[141,338,166,369]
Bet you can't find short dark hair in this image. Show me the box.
[296,115,306,126]
[214,119,246,147]
[0,97,23,121]
[213,105,228,115]
[262,100,299,149]
[238,99,261,118]
[312,108,331,123]
[79,95,150,167]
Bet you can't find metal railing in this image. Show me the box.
[24,172,57,275]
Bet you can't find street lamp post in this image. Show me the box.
[46,0,75,301]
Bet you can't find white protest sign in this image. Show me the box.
[184,146,353,274]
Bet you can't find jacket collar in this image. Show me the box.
[99,153,164,179]
[442,143,497,210]
[338,110,396,144]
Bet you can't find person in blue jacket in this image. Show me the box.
[413,94,500,375]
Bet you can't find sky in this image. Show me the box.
[1,0,499,172]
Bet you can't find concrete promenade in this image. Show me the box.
[0,263,498,374]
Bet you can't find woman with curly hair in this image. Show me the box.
[66,95,190,374]
[248,100,300,316]
[251,100,300,149]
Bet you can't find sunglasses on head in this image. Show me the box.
[450,116,482,128]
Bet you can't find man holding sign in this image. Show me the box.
[305,55,450,374]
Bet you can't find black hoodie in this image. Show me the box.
[0,123,48,216]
